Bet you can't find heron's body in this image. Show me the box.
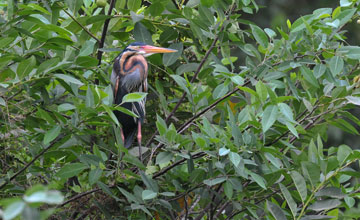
[111,42,176,150]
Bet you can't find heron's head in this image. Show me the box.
[125,42,177,57]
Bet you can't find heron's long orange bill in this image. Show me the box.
[141,45,178,54]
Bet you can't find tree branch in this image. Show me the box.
[58,188,101,207]
[213,201,231,219]
[96,0,116,69]
[0,134,66,190]
[61,8,100,43]
[153,152,205,179]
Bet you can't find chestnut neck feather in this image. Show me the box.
[119,51,148,81]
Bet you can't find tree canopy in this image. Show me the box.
[1,0,360,219]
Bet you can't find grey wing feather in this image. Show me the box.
[121,68,142,92]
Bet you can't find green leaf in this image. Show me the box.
[123,154,146,170]
[279,183,297,217]
[308,199,341,211]
[262,105,278,133]
[89,168,103,185]
[0,97,6,106]
[337,8,356,26]
[79,39,96,56]
[330,118,359,135]
[134,23,152,45]
[229,152,241,167]
[97,181,118,200]
[340,0,352,7]
[291,171,307,203]
[337,144,352,165]
[103,104,120,127]
[338,46,360,59]
[203,177,227,186]
[255,81,268,103]
[264,152,282,169]
[113,106,138,118]
[286,122,298,138]
[159,192,175,197]
[156,152,173,165]
[86,15,112,25]
[86,86,95,108]
[43,125,61,145]
[200,0,214,7]
[250,24,269,48]
[231,75,245,85]
[3,201,25,220]
[118,187,141,203]
[54,74,84,86]
[213,83,229,99]
[278,103,294,122]
[250,172,266,189]
[23,190,64,204]
[346,96,360,105]
[176,63,199,75]
[313,64,326,79]
[142,190,157,200]
[56,163,88,179]
[140,171,159,192]
[300,66,319,88]
[224,181,233,199]
[122,92,147,103]
[75,56,98,67]
[264,28,276,38]
[58,103,76,112]
[302,161,320,186]
[0,37,15,49]
[329,56,344,77]
[170,75,190,95]
[127,0,141,11]
[36,57,60,75]
[149,2,165,16]
[219,147,230,156]
[315,187,346,199]
[162,43,183,66]
[267,200,287,220]
[156,115,167,136]
[17,56,36,79]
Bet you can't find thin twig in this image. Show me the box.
[194,194,225,220]
[153,152,205,179]
[265,100,320,146]
[0,134,65,190]
[210,183,224,219]
[61,8,100,43]
[289,108,328,144]
[213,201,231,219]
[58,188,101,207]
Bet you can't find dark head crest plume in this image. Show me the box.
[111,42,177,159]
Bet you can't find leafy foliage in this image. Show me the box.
[1,0,360,219]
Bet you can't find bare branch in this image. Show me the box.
[96,0,117,68]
